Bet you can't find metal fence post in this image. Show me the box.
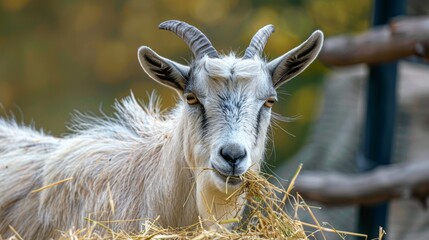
[358,0,404,238]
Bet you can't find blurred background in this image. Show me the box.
[0,0,370,166]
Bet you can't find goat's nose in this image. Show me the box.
[219,143,247,165]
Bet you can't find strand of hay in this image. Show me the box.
[30,177,73,193]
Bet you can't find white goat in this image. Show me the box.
[0,20,323,239]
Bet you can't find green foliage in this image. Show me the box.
[0,0,370,165]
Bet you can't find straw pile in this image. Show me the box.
[50,166,375,239]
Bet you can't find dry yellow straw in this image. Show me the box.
[8,225,23,240]
[30,177,73,193]
[50,169,376,239]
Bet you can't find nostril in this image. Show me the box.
[219,143,247,164]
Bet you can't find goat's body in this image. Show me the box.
[0,20,324,239]
[0,94,199,238]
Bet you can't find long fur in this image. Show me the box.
[0,93,199,238]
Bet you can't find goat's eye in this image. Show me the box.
[264,97,276,108]
[184,93,199,105]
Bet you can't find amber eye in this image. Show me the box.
[184,93,199,105]
[264,97,276,108]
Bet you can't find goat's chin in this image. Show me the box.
[210,171,244,193]
[195,172,247,231]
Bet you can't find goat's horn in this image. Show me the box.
[159,20,219,59]
[243,24,275,59]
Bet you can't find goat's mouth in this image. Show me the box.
[211,164,243,185]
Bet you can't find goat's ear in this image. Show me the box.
[138,46,190,93]
[268,30,323,89]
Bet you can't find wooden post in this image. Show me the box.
[318,16,429,66]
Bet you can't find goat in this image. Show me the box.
[0,20,323,239]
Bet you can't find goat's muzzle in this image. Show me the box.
[211,143,249,185]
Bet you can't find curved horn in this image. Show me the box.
[243,24,275,59]
[159,20,219,59]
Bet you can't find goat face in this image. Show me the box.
[138,20,323,191]
[182,56,275,185]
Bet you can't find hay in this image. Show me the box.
[3,166,377,239]
[52,166,379,240]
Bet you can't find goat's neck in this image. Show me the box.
[153,106,198,227]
